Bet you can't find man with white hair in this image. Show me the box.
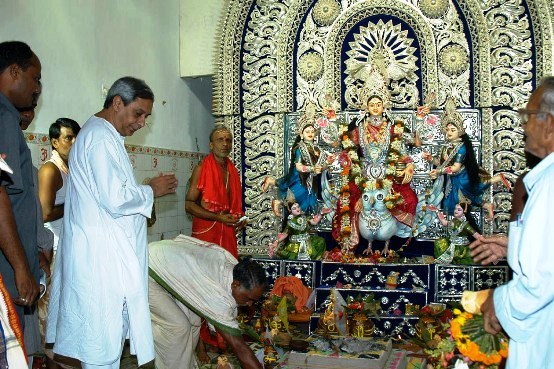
[480,76,554,368]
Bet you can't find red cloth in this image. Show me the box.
[199,319,226,350]
[192,153,243,258]
[270,276,311,312]
[391,182,417,227]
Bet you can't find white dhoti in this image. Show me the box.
[148,235,240,369]
[149,278,201,369]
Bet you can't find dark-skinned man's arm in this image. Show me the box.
[219,329,262,369]
[0,185,39,305]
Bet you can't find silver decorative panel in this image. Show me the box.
[213,0,554,254]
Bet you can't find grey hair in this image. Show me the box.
[103,76,154,109]
[209,124,232,142]
[538,76,554,116]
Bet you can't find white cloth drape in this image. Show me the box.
[148,235,240,369]
[148,235,239,333]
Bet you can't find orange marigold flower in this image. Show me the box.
[450,321,462,339]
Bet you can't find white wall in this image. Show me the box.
[1,0,214,152]
[180,0,224,77]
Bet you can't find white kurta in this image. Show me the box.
[494,152,554,369]
[46,116,155,365]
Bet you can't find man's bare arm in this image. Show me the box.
[219,330,262,369]
[0,185,39,305]
[38,162,64,222]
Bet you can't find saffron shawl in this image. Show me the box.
[196,153,242,214]
[192,153,243,257]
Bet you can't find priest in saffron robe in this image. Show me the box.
[185,124,245,362]
[185,124,245,258]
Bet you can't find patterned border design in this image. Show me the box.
[24,132,51,145]
[213,0,251,116]
[24,132,206,159]
[325,1,438,106]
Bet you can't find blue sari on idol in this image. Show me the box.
[277,146,318,214]
[443,144,490,214]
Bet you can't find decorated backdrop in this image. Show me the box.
[213,0,554,255]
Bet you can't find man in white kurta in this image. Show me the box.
[480,77,554,369]
[149,235,266,369]
[46,77,178,368]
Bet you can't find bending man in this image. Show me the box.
[148,235,267,369]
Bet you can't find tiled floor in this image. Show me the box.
[34,344,153,369]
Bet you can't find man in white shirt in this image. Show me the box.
[46,76,178,369]
[479,76,554,369]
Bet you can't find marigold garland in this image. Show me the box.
[451,309,508,367]
[414,305,508,369]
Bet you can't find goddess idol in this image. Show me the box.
[263,103,331,216]
[422,97,510,219]
[331,64,433,254]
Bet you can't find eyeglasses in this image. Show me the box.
[518,109,552,126]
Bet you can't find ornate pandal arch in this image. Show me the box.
[453,0,496,234]
[214,0,554,253]
[531,0,554,76]
[213,0,250,117]
[323,0,439,107]
[276,1,311,113]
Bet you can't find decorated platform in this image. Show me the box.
[253,258,509,337]
[286,336,392,369]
